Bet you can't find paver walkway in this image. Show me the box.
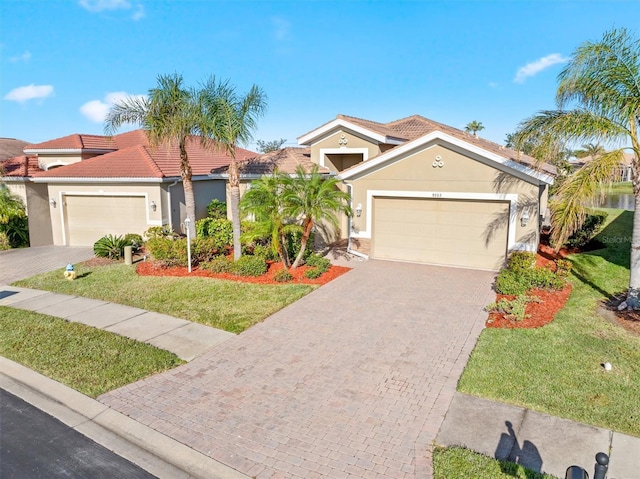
[100,260,495,478]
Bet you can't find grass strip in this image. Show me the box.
[13,263,314,333]
[433,446,556,479]
[459,209,640,436]
[0,306,183,397]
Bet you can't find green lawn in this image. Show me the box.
[13,262,315,333]
[459,208,640,437]
[0,307,183,397]
[606,181,633,194]
[433,447,556,479]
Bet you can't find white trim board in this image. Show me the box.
[352,190,519,251]
[297,118,404,146]
[318,147,370,171]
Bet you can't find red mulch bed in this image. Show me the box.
[486,244,572,329]
[136,260,350,286]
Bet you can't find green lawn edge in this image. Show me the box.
[0,307,184,397]
[459,208,640,437]
[13,262,315,333]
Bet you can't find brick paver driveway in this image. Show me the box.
[0,245,94,285]
[100,260,495,478]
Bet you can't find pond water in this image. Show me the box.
[595,194,635,210]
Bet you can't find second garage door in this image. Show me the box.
[372,197,509,270]
[63,195,147,246]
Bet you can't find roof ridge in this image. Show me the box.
[139,145,165,177]
[338,113,388,127]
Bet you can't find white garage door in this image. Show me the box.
[64,195,147,246]
[372,197,509,270]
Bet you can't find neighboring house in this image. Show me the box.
[0,130,255,247]
[235,114,555,271]
[570,152,635,182]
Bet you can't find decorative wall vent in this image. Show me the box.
[432,155,444,168]
[338,134,348,146]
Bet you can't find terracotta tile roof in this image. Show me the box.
[33,136,256,179]
[575,152,636,167]
[212,147,329,176]
[337,114,406,141]
[385,115,557,176]
[1,155,42,177]
[26,133,117,151]
[0,138,29,161]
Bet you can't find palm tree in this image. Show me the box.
[513,28,640,307]
[575,142,605,159]
[105,73,204,237]
[239,171,300,268]
[465,120,484,137]
[281,165,352,269]
[0,184,28,247]
[199,78,267,260]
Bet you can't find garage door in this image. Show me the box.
[64,195,147,246]
[372,197,509,270]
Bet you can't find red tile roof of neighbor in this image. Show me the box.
[34,136,256,179]
[212,147,329,176]
[0,155,43,177]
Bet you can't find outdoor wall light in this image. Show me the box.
[521,207,531,227]
[355,203,362,217]
[150,200,157,212]
[49,198,56,208]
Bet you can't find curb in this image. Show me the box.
[0,357,249,479]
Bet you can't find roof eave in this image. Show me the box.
[31,177,166,183]
[297,118,404,146]
[23,148,116,155]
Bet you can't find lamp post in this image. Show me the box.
[184,217,192,273]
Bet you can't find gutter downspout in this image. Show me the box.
[166,178,180,231]
[343,181,368,260]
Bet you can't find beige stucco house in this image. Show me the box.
[293,114,555,271]
[0,130,254,247]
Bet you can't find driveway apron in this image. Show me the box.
[99,260,496,478]
[0,246,94,285]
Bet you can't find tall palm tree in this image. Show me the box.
[239,171,300,268]
[465,120,485,137]
[105,73,204,237]
[281,165,352,269]
[199,78,267,260]
[575,142,605,159]
[513,28,640,307]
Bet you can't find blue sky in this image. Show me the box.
[1,0,638,150]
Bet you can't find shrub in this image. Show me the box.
[304,268,324,279]
[555,259,572,277]
[564,210,608,249]
[495,269,529,295]
[145,237,188,267]
[485,295,542,322]
[305,254,331,273]
[93,234,129,260]
[201,255,233,273]
[144,225,176,240]
[285,230,315,262]
[508,251,537,271]
[206,199,227,219]
[273,269,293,282]
[495,266,565,295]
[191,238,223,264]
[251,242,279,261]
[232,255,267,277]
[195,218,233,248]
[124,233,144,253]
[0,232,10,251]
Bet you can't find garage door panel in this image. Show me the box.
[64,195,147,246]
[372,197,508,270]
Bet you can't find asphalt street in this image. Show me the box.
[0,388,157,479]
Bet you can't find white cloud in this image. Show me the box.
[132,3,145,20]
[4,84,54,102]
[514,53,570,83]
[79,0,144,20]
[9,51,31,63]
[271,16,291,40]
[80,91,146,123]
[79,0,130,12]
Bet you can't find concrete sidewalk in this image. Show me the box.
[437,392,640,478]
[0,286,233,361]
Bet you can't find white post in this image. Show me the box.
[184,217,192,273]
